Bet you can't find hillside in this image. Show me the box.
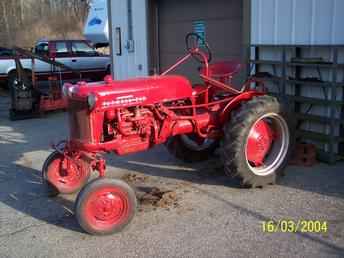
[0,0,90,48]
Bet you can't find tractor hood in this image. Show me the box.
[64,75,193,108]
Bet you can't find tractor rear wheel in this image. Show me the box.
[75,178,137,235]
[221,95,292,188]
[42,151,91,195]
[166,134,218,162]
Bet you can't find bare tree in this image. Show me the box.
[0,0,91,47]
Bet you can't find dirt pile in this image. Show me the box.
[121,173,179,210]
[140,187,178,208]
[121,173,148,183]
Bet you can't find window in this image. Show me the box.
[35,43,48,55]
[0,48,14,57]
[71,42,96,56]
[55,42,68,54]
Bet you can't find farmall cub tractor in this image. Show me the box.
[42,34,292,235]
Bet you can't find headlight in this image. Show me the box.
[87,93,98,110]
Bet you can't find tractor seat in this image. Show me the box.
[201,60,242,80]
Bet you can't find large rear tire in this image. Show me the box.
[75,178,137,235]
[166,134,218,162]
[221,95,293,188]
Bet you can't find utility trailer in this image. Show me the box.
[9,47,81,120]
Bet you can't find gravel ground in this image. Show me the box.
[0,94,343,258]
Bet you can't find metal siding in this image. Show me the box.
[251,0,344,154]
[294,0,313,44]
[333,0,344,43]
[259,0,275,43]
[251,0,344,45]
[313,0,334,44]
[251,0,259,44]
[275,0,293,44]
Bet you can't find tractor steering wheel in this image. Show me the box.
[185,33,212,64]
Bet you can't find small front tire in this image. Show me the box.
[75,178,137,235]
[42,151,91,195]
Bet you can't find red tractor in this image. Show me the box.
[42,34,292,235]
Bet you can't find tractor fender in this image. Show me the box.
[219,91,265,124]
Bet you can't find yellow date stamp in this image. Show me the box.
[262,220,328,233]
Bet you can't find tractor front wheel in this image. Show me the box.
[221,96,292,188]
[75,178,137,235]
[42,151,91,195]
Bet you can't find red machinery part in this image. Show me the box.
[200,61,242,82]
[40,97,67,112]
[41,33,292,236]
[246,120,275,167]
[44,152,90,194]
[83,186,130,231]
[64,75,193,109]
[75,178,137,235]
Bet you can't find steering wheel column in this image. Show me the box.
[161,32,212,77]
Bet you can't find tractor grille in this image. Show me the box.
[68,99,92,142]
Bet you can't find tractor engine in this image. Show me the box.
[103,106,156,155]
[63,75,195,155]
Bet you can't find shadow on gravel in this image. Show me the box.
[1,164,343,256]
[108,148,344,199]
[112,154,243,189]
[107,152,344,255]
[0,97,80,234]
[0,164,84,236]
[279,163,344,199]
[193,185,344,256]
[108,154,344,255]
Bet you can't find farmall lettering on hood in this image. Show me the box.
[63,75,193,109]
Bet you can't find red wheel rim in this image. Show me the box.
[84,187,130,231]
[47,155,86,192]
[246,119,275,167]
[245,113,289,176]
